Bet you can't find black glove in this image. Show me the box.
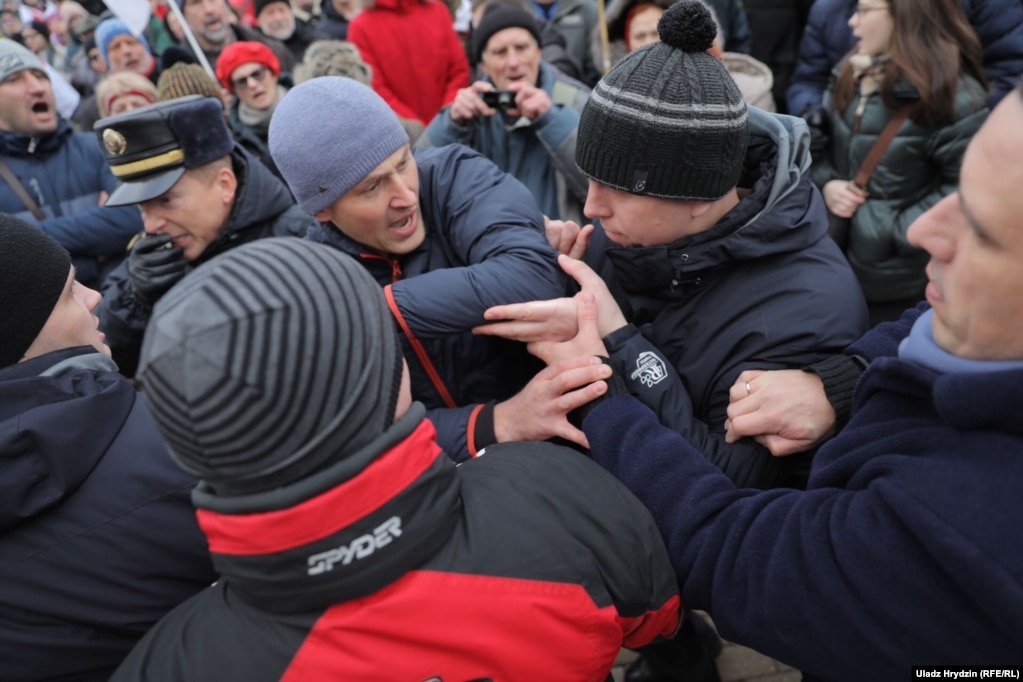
[800,104,831,158]
[127,233,188,305]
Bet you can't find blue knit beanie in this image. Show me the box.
[95,17,152,68]
[268,77,410,217]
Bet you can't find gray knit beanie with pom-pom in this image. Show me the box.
[575,0,748,200]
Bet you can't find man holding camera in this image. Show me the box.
[417,3,591,224]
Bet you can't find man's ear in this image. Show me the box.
[690,201,714,219]
[218,166,238,205]
[314,209,331,222]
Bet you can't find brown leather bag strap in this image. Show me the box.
[852,104,912,191]
[0,156,47,221]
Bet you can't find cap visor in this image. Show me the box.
[104,167,186,207]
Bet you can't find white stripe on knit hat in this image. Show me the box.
[589,83,748,130]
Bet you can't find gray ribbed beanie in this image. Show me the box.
[137,238,404,496]
[268,77,410,217]
[575,0,748,200]
[0,214,72,369]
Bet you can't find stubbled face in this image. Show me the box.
[23,268,111,361]
[106,33,152,74]
[257,2,296,40]
[183,0,232,46]
[229,62,278,110]
[479,27,540,91]
[848,2,893,57]
[626,4,662,51]
[906,92,1023,360]
[0,68,58,137]
[138,165,236,261]
[583,180,701,247]
[315,146,424,256]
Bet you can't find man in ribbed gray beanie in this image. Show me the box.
[138,238,404,495]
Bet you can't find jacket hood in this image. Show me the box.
[0,118,74,157]
[0,348,131,531]
[605,107,825,279]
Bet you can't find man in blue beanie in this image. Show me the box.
[95,16,158,83]
[0,213,216,681]
[269,76,606,463]
[94,95,313,376]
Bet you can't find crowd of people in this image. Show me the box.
[2,0,1023,680]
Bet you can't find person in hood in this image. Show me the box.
[93,95,313,376]
[476,4,867,678]
[312,0,362,41]
[0,214,215,682]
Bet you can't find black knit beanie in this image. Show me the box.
[0,214,72,369]
[575,0,748,200]
[471,3,543,65]
[137,239,405,496]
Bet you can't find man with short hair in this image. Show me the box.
[178,0,295,73]
[558,75,1023,680]
[95,95,312,376]
[418,3,590,223]
[0,214,215,682]
[270,77,598,462]
[109,237,682,681]
[254,0,315,61]
[0,39,141,287]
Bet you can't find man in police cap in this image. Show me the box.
[94,95,313,376]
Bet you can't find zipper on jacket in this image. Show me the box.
[853,94,869,134]
[28,137,38,154]
[361,253,403,282]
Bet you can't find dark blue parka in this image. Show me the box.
[0,120,142,286]
[587,108,869,489]
[0,348,216,681]
[305,144,567,462]
[786,0,1023,115]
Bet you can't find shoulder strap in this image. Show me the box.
[852,104,912,191]
[0,156,47,221]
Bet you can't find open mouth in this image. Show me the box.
[389,211,416,235]
[31,102,49,114]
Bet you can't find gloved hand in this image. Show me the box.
[800,104,831,158]
[127,233,188,305]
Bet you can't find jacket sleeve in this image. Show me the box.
[98,260,151,360]
[532,98,590,204]
[425,403,488,464]
[346,21,421,123]
[969,0,1023,107]
[583,394,952,680]
[603,324,793,488]
[417,108,475,149]
[387,150,568,337]
[785,1,835,115]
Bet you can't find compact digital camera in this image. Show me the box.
[481,89,516,111]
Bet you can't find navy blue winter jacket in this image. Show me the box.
[0,348,216,681]
[0,120,142,286]
[786,0,1023,114]
[306,144,567,462]
[585,354,1023,678]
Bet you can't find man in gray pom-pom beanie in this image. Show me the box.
[116,237,683,680]
[268,76,611,464]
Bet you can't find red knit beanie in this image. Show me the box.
[215,41,280,91]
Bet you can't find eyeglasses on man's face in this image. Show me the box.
[231,66,270,91]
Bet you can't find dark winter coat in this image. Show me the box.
[98,145,313,376]
[305,144,567,462]
[786,0,1023,115]
[111,407,682,681]
[312,0,351,41]
[586,354,1023,679]
[589,107,868,489]
[0,119,142,287]
[0,348,215,681]
[812,77,987,302]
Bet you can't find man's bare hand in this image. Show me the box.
[724,369,837,456]
[493,353,612,448]
[449,81,498,125]
[528,292,608,365]
[505,80,552,120]
[544,216,594,260]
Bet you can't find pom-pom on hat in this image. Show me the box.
[215,41,281,92]
[575,0,748,201]
[94,17,152,68]
[94,95,234,206]
[471,3,543,65]
[137,238,405,496]
[0,214,72,369]
[268,77,409,217]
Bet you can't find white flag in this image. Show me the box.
[101,0,152,37]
